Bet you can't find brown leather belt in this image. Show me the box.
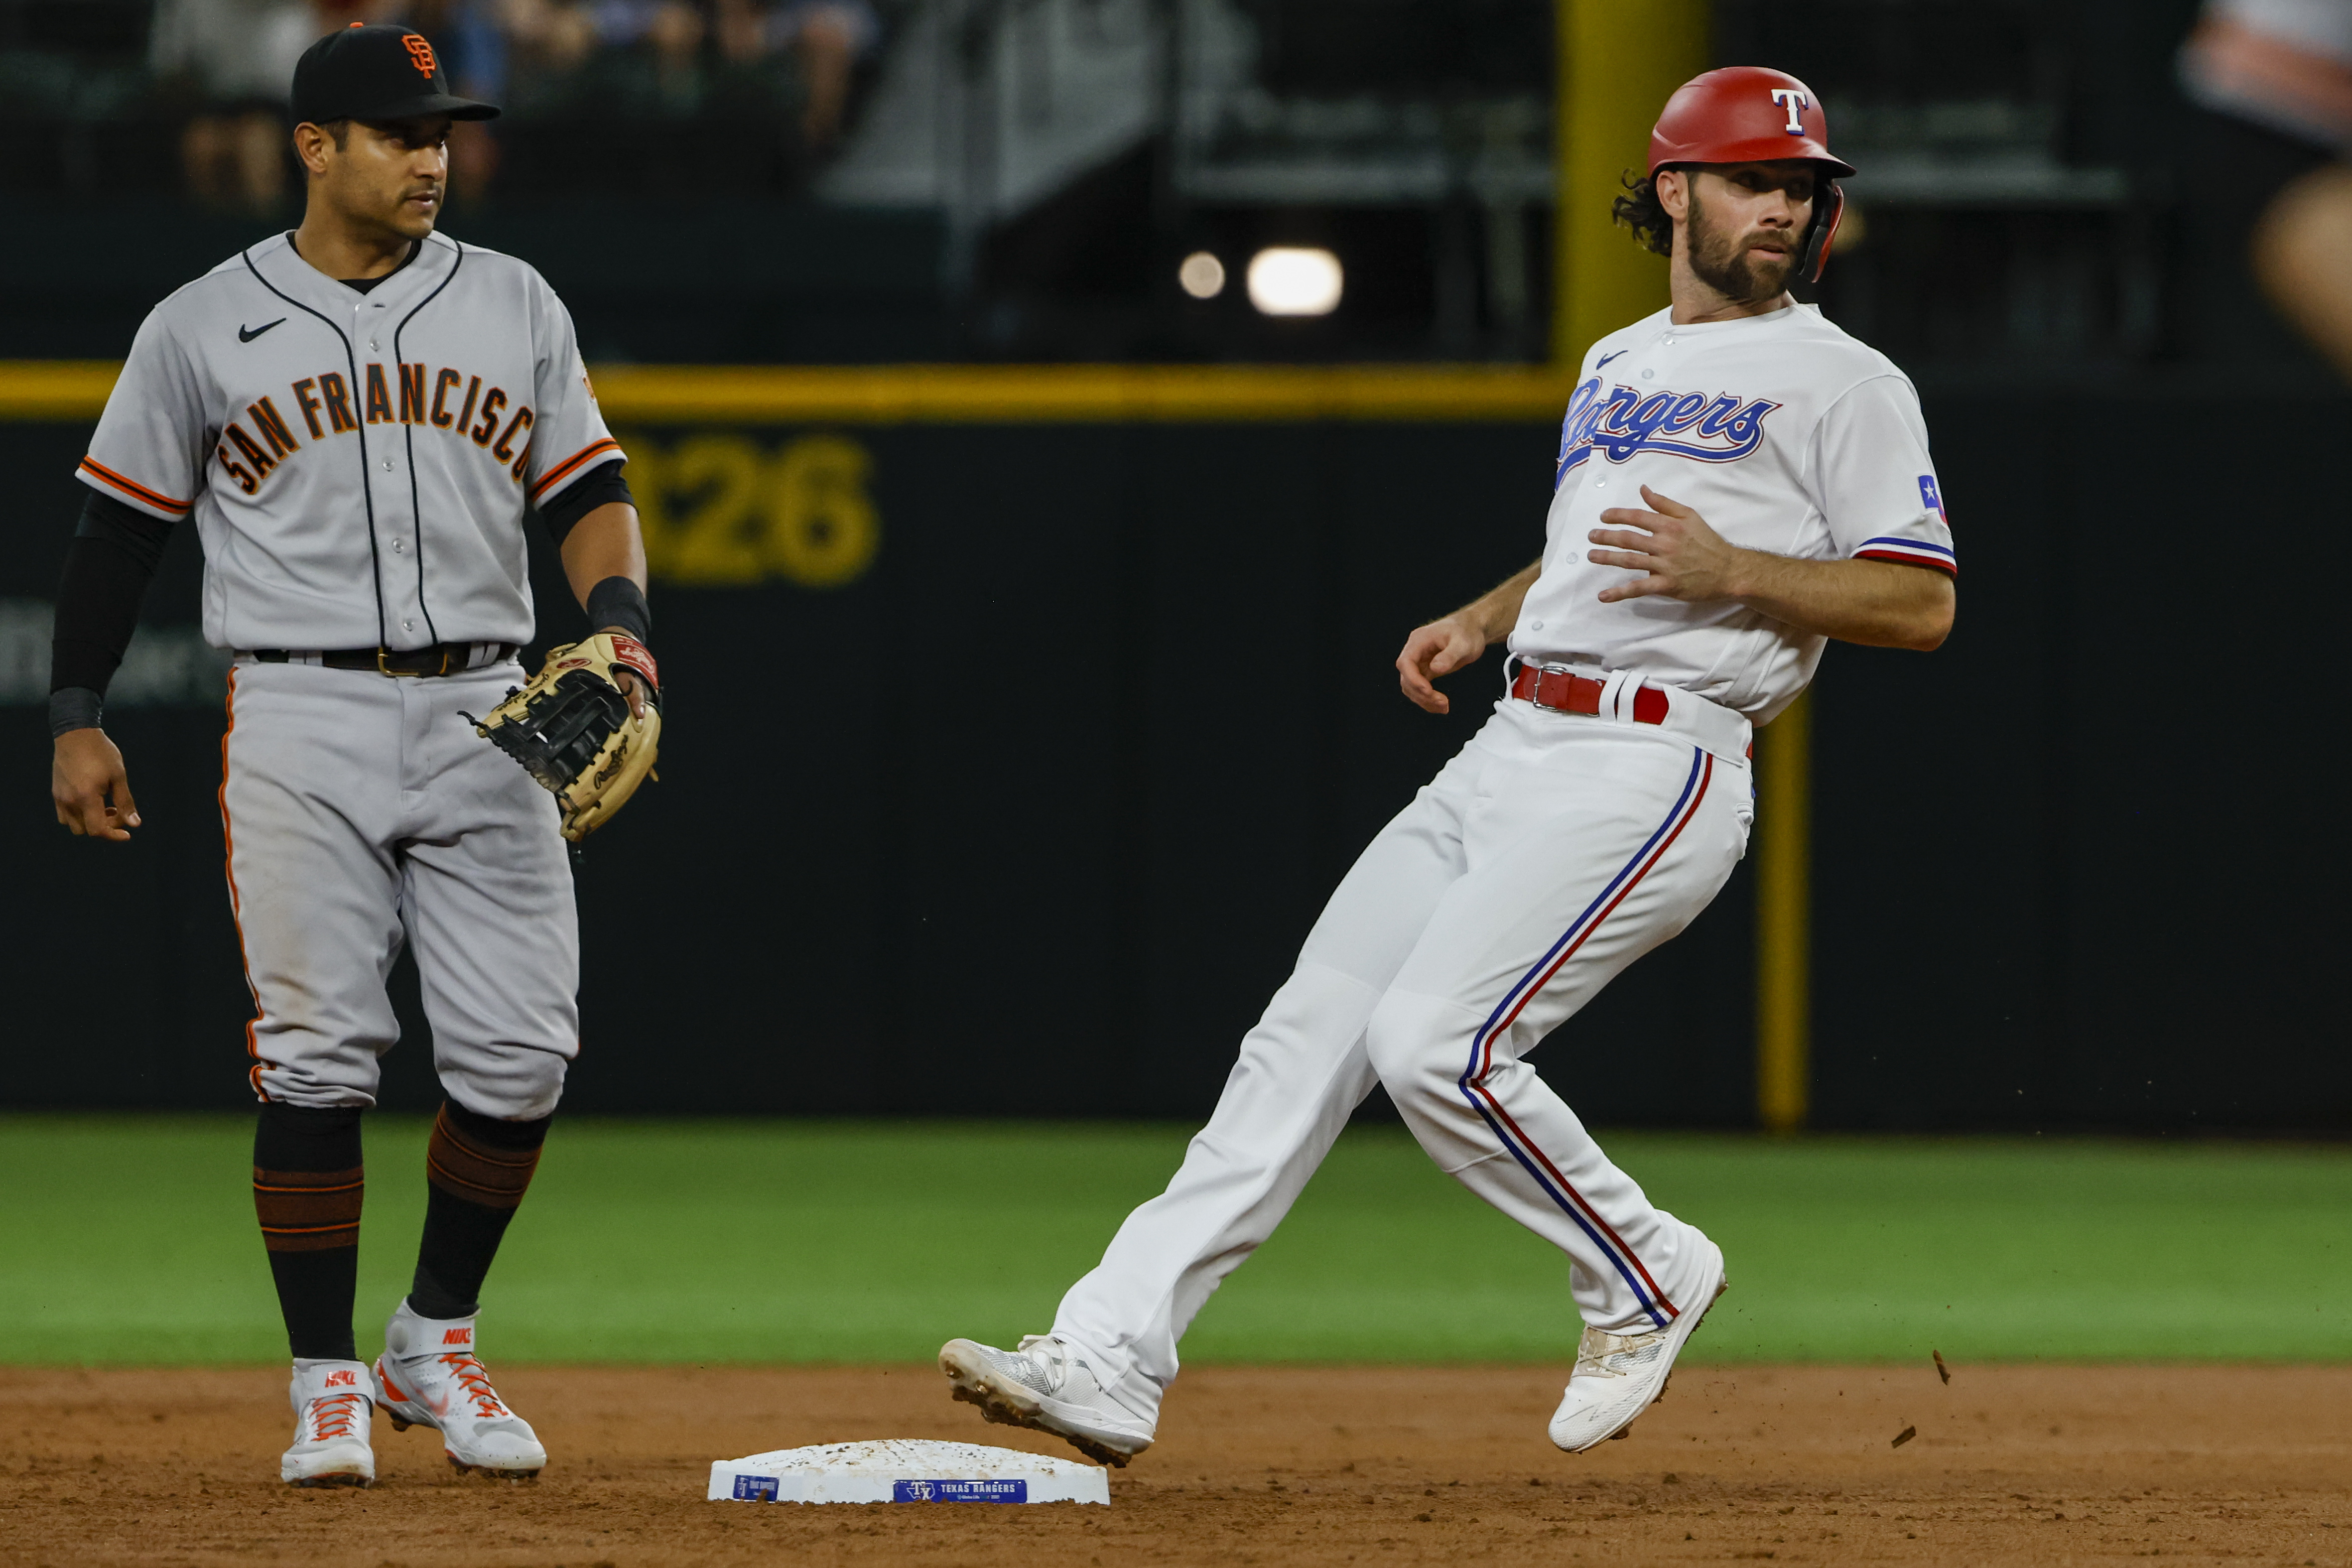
[1509,662,1670,726]
[247,642,518,677]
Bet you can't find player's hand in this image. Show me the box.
[1396,614,1488,715]
[595,627,653,720]
[52,728,139,841]
[614,668,651,720]
[1588,487,1753,605]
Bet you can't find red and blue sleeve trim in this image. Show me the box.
[1853,535,1957,577]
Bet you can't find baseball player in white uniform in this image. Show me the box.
[940,67,1957,1462]
[46,25,654,1486]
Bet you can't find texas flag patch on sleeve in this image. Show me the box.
[1919,474,1948,524]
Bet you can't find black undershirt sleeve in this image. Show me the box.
[536,458,635,544]
[51,490,174,704]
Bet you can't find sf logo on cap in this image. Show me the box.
[404,33,437,77]
[1770,87,1810,133]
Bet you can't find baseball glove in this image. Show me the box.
[464,633,661,842]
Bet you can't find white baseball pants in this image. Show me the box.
[1054,695,1753,1421]
[220,659,580,1119]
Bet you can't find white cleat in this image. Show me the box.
[372,1301,547,1480]
[939,1334,1155,1467]
[281,1359,377,1487]
[1548,1234,1728,1453]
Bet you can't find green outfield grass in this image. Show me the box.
[3,1115,2347,1366]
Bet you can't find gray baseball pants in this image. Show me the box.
[220,657,579,1118]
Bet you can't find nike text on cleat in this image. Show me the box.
[282,1359,377,1487]
[938,1334,1155,1468]
[372,1300,547,1480]
[1548,1232,1728,1453]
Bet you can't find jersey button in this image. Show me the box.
[380,461,393,472]
[369,341,380,352]
[1641,369,1655,379]
[1530,619,1545,630]
[392,540,406,553]
[402,620,415,633]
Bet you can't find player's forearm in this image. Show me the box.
[49,493,173,736]
[1728,553,1954,651]
[1456,560,1544,644]
[559,502,648,603]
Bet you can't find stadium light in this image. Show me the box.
[1178,252,1226,299]
[1247,248,1342,316]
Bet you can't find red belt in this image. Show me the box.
[1509,663,1670,726]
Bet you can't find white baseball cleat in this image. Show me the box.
[939,1334,1156,1467]
[372,1301,547,1480]
[281,1359,377,1487]
[1548,1233,1728,1453]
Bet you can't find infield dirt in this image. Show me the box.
[2,1364,2346,1567]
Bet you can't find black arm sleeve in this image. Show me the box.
[50,490,173,698]
[536,458,635,544]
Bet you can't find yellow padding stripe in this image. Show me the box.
[0,361,1581,424]
[0,361,119,419]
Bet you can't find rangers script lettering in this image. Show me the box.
[1556,379,1782,483]
[935,61,1957,1474]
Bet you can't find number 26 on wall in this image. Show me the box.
[618,430,881,589]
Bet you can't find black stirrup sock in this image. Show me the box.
[407,1100,552,1321]
[253,1103,365,1362]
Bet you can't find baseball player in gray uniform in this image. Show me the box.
[46,24,654,1487]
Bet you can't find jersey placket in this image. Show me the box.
[239,248,399,653]
[386,247,465,658]
[357,290,437,652]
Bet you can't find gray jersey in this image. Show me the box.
[79,230,622,652]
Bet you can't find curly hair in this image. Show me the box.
[1611,171,1673,256]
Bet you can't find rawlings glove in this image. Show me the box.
[464,633,661,842]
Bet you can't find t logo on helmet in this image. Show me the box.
[1769,88,1809,134]
[403,34,437,78]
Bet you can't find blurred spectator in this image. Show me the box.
[508,0,707,107]
[716,0,879,153]
[148,0,336,211]
[2182,0,2352,375]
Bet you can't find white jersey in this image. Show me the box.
[1510,302,1954,724]
[78,229,622,652]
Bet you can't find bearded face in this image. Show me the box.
[1682,176,1811,303]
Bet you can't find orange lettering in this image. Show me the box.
[431,368,462,428]
[290,379,326,439]
[364,364,395,425]
[319,373,356,433]
[471,388,507,446]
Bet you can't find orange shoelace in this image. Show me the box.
[307,1389,369,1441]
[436,1352,511,1421]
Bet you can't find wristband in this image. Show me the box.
[49,686,103,739]
[585,576,652,646]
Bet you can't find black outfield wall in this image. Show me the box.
[1,392,2343,1131]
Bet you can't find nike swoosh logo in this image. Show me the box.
[239,319,285,343]
[1596,350,1628,369]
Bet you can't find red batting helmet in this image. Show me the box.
[1647,66,1855,284]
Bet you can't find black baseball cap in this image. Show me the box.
[289,23,501,125]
